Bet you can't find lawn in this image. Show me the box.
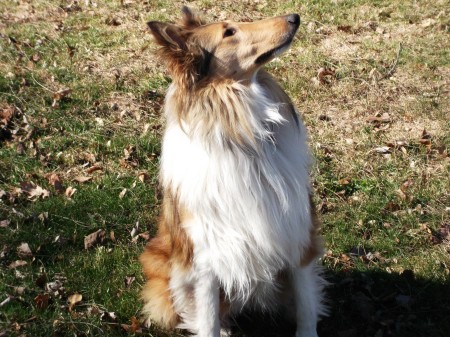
[0,1,449,336]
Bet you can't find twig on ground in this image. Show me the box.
[380,43,403,80]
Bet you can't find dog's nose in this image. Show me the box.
[287,14,300,26]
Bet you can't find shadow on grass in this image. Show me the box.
[231,269,450,337]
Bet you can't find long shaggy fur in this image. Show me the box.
[140,7,326,337]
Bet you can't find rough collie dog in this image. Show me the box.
[140,7,325,337]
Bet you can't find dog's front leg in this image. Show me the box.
[293,263,322,337]
[193,268,220,337]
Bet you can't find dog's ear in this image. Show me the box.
[147,21,188,51]
[148,17,211,87]
[180,6,205,28]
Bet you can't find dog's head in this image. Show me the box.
[147,7,300,87]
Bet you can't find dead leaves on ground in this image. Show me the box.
[46,173,65,194]
[33,293,50,310]
[17,242,33,259]
[311,67,336,86]
[121,316,142,334]
[8,260,28,269]
[73,176,92,183]
[19,182,50,200]
[67,293,82,311]
[370,129,448,160]
[84,229,106,249]
[0,105,15,126]
[0,219,11,228]
[51,88,72,108]
[324,246,388,270]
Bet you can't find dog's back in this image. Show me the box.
[140,7,325,337]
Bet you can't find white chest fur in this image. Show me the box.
[160,82,313,299]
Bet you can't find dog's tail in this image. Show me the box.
[139,234,179,329]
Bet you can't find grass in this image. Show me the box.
[0,0,449,336]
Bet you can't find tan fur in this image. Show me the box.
[139,191,193,328]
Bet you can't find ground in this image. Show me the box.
[0,1,449,336]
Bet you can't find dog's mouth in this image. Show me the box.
[254,36,295,65]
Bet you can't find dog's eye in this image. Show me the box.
[223,28,236,38]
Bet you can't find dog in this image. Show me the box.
[140,7,326,337]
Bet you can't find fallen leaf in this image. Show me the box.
[138,232,150,241]
[45,280,64,295]
[0,190,7,199]
[395,188,407,200]
[65,186,77,198]
[419,129,432,149]
[1,245,9,260]
[34,294,49,310]
[367,113,391,124]
[52,89,71,108]
[130,316,141,333]
[125,276,135,288]
[386,140,408,149]
[372,146,391,154]
[0,105,15,125]
[130,222,139,239]
[73,176,92,183]
[14,286,25,295]
[86,165,102,174]
[0,219,10,228]
[47,173,65,194]
[432,224,450,244]
[38,212,48,223]
[138,172,149,183]
[68,293,82,310]
[17,242,33,259]
[84,229,106,249]
[119,188,127,199]
[317,67,335,84]
[338,178,351,185]
[31,53,41,63]
[123,145,135,160]
[9,260,27,269]
[121,316,141,333]
[20,182,50,200]
[142,123,151,135]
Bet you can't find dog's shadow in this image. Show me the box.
[230,269,450,337]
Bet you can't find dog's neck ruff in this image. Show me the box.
[161,74,313,301]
